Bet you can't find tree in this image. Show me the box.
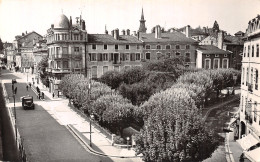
[37,57,49,87]
[99,70,122,89]
[135,88,218,162]
[121,66,146,84]
[213,20,219,32]
[0,38,3,52]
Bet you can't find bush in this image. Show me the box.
[113,135,125,144]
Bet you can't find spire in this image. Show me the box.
[141,7,144,20]
[138,7,147,33]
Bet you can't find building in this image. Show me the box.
[238,14,260,162]
[45,14,87,94]
[200,30,244,70]
[177,25,209,41]
[87,29,143,78]
[139,25,198,68]
[196,45,231,69]
[138,8,147,33]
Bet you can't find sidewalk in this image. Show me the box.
[11,71,143,161]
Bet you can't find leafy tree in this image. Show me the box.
[213,20,219,32]
[121,66,146,84]
[37,57,49,87]
[0,38,3,52]
[135,88,218,162]
[99,70,122,89]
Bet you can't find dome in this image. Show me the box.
[54,14,70,29]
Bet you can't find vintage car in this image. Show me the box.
[20,96,35,110]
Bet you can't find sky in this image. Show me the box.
[0,0,260,42]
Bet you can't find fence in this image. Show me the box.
[1,81,27,162]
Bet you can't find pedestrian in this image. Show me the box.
[26,85,28,91]
[29,82,31,88]
[52,93,55,98]
[42,92,44,99]
[239,153,244,162]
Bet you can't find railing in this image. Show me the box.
[52,68,71,73]
[54,54,70,59]
[112,60,121,64]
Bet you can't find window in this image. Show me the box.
[244,47,246,57]
[246,67,249,86]
[156,45,161,49]
[115,44,118,50]
[252,45,254,57]
[130,53,135,61]
[222,59,229,68]
[137,45,140,49]
[75,61,81,68]
[157,52,162,59]
[104,44,107,50]
[176,45,180,49]
[205,59,211,69]
[92,44,96,50]
[215,54,219,57]
[251,68,254,86]
[136,53,141,61]
[257,44,259,57]
[125,53,130,61]
[56,47,61,55]
[74,34,79,40]
[224,54,227,57]
[186,45,190,49]
[241,96,243,112]
[242,68,245,85]
[166,45,171,49]
[254,102,257,122]
[176,52,180,56]
[146,45,150,49]
[248,45,250,57]
[103,53,108,61]
[256,69,258,90]
[206,54,210,57]
[63,61,68,68]
[92,66,97,78]
[185,53,190,62]
[103,66,108,74]
[74,47,79,52]
[89,53,97,61]
[146,53,150,60]
[126,45,130,50]
[213,59,220,69]
[114,66,120,71]
[57,61,61,69]
[62,47,68,54]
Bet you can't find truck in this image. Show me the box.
[21,96,35,110]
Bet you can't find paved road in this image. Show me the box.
[2,69,113,162]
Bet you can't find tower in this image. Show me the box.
[138,7,147,33]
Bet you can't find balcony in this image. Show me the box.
[54,54,70,59]
[248,83,253,92]
[51,68,71,73]
[72,54,82,59]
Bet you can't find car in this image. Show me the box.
[21,96,35,110]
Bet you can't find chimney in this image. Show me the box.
[126,29,130,35]
[111,30,114,37]
[22,33,25,36]
[70,16,72,27]
[137,31,140,40]
[217,31,224,49]
[105,30,108,34]
[51,24,54,29]
[114,29,119,40]
[185,25,191,37]
[121,30,125,35]
[133,31,137,36]
[155,25,161,39]
[203,27,207,33]
[82,20,86,30]
[26,31,27,34]
[80,15,82,25]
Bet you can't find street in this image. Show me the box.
[1,69,113,162]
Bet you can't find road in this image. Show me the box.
[1,69,113,162]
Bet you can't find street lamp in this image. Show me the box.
[126,137,130,150]
[89,113,94,147]
[12,82,17,141]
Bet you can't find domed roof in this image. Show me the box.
[54,14,70,29]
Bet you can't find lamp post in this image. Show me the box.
[126,137,130,150]
[89,113,94,147]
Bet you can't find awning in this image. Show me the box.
[237,134,259,150]
[245,147,260,162]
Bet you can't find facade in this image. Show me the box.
[196,45,231,69]
[87,30,143,78]
[140,25,198,68]
[200,31,243,70]
[238,14,260,161]
[45,14,87,94]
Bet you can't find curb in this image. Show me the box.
[67,124,142,159]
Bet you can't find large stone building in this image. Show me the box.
[238,14,260,161]
[87,29,143,78]
[140,25,198,68]
[45,14,87,94]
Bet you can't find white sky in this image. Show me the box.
[0,0,260,42]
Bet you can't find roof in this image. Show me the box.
[17,31,43,41]
[88,34,142,44]
[139,32,197,43]
[54,14,70,29]
[197,45,231,54]
[177,26,208,36]
[224,35,244,45]
[235,31,244,35]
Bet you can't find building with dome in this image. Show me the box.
[45,14,87,95]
